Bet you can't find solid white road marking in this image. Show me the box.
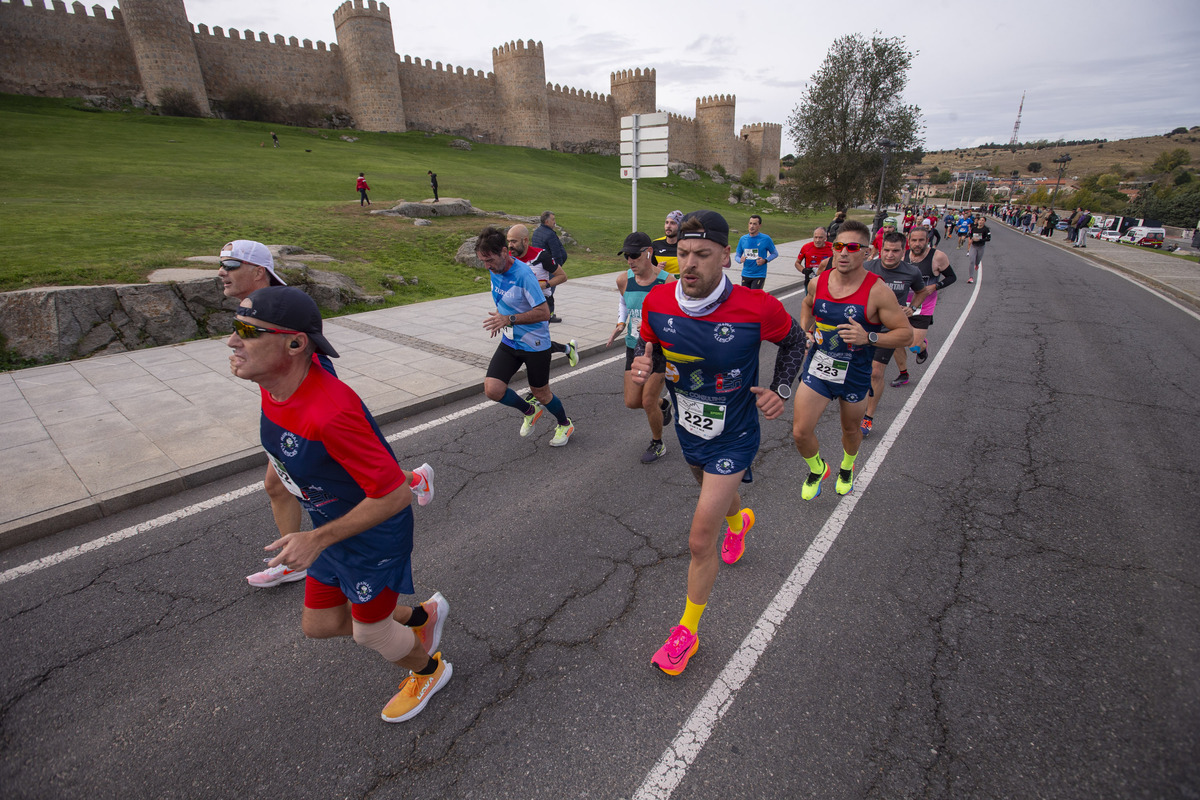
[633,274,986,800]
[1,354,625,585]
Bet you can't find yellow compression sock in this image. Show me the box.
[841,450,858,470]
[680,598,706,634]
[804,454,825,474]
[725,512,744,534]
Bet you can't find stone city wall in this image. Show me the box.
[0,0,780,172]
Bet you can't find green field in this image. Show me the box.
[0,94,842,304]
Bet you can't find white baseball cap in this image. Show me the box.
[219,240,286,286]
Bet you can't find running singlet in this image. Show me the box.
[804,270,883,386]
[490,257,550,352]
[259,365,413,596]
[651,237,679,275]
[622,268,671,349]
[906,247,939,314]
[640,284,793,456]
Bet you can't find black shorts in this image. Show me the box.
[910,314,933,329]
[625,345,666,373]
[872,347,895,365]
[487,342,552,388]
[741,276,766,291]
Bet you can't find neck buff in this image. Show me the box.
[675,274,732,318]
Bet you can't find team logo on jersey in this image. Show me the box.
[354,581,374,602]
[844,306,858,322]
[714,458,735,474]
[664,317,677,333]
[715,369,742,393]
[713,323,736,343]
[280,431,300,458]
[665,362,680,382]
[661,347,705,364]
[689,369,704,391]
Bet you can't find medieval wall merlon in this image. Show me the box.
[193,23,335,53]
[2,0,122,23]
[547,83,609,104]
[492,39,543,62]
[401,55,492,83]
[331,0,389,26]
[610,66,655,85]
[696,93,735,110]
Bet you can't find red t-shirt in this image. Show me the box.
[797,242,834,272]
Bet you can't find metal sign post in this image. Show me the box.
[620,113,669,231]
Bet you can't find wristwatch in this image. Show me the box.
[867,332,879,344]
[773,383,792,399]
[508,315,516,325]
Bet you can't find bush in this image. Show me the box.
[730,185,745,201]
[712,163,727,176]
[1027,161,1042,173]
[220,86,279,123]
[763,173,777,189]
[156,87,202,118]
[740,168,758,187]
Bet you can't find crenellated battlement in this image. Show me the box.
[332,0,389,27]
[401,55,492,83]
[668,111,695,124]
[194,23,337,52]
[0,0,122,23]
[610,67,655,85]
[492,39,543,63]
[740,122,781,133]
[697,94,735,110]
[547,83,609,104]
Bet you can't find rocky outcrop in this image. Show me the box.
[371,198,476,218]
[454,237,484,269]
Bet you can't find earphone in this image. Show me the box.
[289,341,300,349]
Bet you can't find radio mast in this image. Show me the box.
[1009,91,1025,146]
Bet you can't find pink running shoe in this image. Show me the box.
[652,625,699,676]
[246,560,306,588]
[413,592,450,655]
[410,463,435,507]
[721,508,756,565]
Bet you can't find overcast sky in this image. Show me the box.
[184,0,1200,152]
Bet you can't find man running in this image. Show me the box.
[967,215,990,283]
[631,210,806,676]
[792,220,913,499]
[955,212,972,249]
[795,227,834,288]
[889,225,950,388]
[606,232,674,463]
[734,214,778,290]
[652,210,683,276]
[228,286,451,723]
[859,231,932,437]
[478,226,574,446]
[506,224,578,366]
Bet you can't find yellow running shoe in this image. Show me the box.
[381,653,453,723]
[836,466,855,495]
[801,460,829,501]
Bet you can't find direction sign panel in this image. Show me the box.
[620,126,669,142]
[621,152,669,167]
[620,139,668,155]
[621,165,669,179]
[620,112,669,128]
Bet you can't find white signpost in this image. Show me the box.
[620,112,670,230]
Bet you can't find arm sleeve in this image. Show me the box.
[769,319,807,395]
[617,294,629,323]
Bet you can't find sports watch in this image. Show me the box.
[867,332,879,344]
[508,315,516,325]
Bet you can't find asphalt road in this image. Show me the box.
[3,225,1198,799]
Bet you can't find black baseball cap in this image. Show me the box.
[240,286,339,358]
[618,231,655,257]
[680,210,730,247]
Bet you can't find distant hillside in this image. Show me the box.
[922,128,1200,180]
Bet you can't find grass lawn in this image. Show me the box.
[0,94,850,304]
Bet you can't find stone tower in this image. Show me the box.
[696,94,738,174]
[741,122,783,182]
[333,0,404,132]
[118,0,210,114]
[492,40,549,149]
[610,67,656,120]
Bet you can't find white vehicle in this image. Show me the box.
[1120,226,1166,248]
[1099,230,1123,242]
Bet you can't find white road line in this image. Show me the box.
[0,353,626,586]
[633,274,986,800]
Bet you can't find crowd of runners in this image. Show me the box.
[217,202,989,722]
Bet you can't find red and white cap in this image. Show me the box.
[219,240,286,286]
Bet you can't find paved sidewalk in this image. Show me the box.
[0,242,809,547]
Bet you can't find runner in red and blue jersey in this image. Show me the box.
[792,220,913,500]
[228,287,451,724]
[631,210,806,676]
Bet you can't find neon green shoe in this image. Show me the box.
[836,466,855,495]
[520,401,543,437]
[566,339,579,367]
[801,459,829,501]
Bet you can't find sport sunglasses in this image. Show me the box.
[830,242,865,252]
[232,319,302,339]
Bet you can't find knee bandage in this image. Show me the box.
[352,618,416,662]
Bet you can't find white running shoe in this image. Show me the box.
[246,560,306,588]
[410,463,435,507]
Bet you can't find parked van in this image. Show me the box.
[1121,226,1166,248]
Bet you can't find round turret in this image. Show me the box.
[333,0,404,132]
[119,0,211,114]
[610,67,656,120]
[696,94,737,172]
[491,40,549,149]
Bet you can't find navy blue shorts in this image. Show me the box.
[800,351,872,404]
[305,506,415,604]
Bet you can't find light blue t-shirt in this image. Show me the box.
[490,258,550,352]
[735,233,777,279]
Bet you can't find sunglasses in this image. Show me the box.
[232,319,302,339]
[830,242,864,252]
[219,259,246,270]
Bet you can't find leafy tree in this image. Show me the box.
[1152,148,1191,173]
[1170,127,1188,135]
[783,33,924,210]
[1175,170,1193,186]
[929,169,953,184]
[1028,161,1042,173]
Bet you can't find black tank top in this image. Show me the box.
[907,247,937,282]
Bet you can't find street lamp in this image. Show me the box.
[873,138,897,233]
[1049,153,1072,210]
